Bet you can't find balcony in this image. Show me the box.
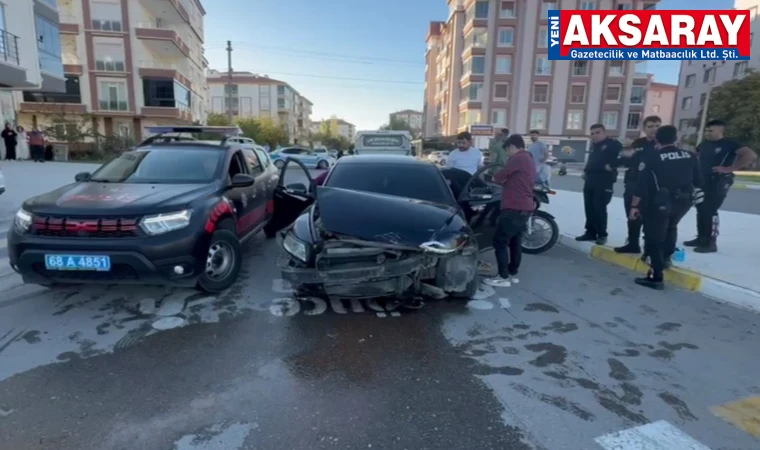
[138,61,191,89]
[20,84,86,114]
[137,0,190,24]
[59,15,80,34]
[0,30,32,88]
[135,23,190,58]
[141,78,192,122]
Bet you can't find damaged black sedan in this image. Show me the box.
[268,155,501,301]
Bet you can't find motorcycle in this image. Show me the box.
[523,184,560,254]
[558,163,568,176]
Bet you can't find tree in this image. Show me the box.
[207,113,231,126]
[42,110,104,159]
[694,70,760,153]
[380,117,415,134]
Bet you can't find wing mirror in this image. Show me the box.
[75,172,92,182]
[230,173,255,188]
[285,182,308,194]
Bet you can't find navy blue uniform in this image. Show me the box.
[581,138,621,240]
[618,137,656,249]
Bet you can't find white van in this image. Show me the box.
[353,130,412,156]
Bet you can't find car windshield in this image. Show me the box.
[325,162,456,206]
[89,149,222,184]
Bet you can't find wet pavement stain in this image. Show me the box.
[607,358,636,381]
[656,322,682,334]
[523,303,559,313]
[541,321,579,334]
[609,287,624,296]
[21,330,41,344]
[511,383,595,421]
[639,305,658,315]
[524,343,567,367]
[619,382,643,406]
[613,316,637,330]
[648,342,699,360]
[659,392,697,421]
[611,349,641,357]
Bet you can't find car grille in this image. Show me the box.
[31,215,140,238]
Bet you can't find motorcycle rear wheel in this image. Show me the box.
[522,210,559,255]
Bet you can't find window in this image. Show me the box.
[242,149,263,175]
[498,27,514,46]
[699,93,707,106]
[499,1,515,18]
[535,55,551,75]
[89,150,223,184]
[703,68,714,83]
[491,109,507,126]
[679,119,690,131]
[608,61,625,76]
[538,26,548,47]
[617,2,633,9]
[651,105,660,113]
[602,111,618,129]
[566,110,584,130]
[681,96,692,109]
[580,1,596,9]
[277,98,285,108]
[98,79,128,111]
[495,55,512,73]
[254,149,270,168]
[475,1,489,18]
[685,74,696,87]
[627,112,641,130]
[36,14,63,76]
[0,3,5,31]
[494,83,509,100]
[466,28,487,49]
[94,38,125,72]
[630,86,645,104]
[530,109,547,129]
[570,84,586,103]
[605,85,622,102]
[572,60,589,76]
[467,82,483,101]
[460,109,481,125]
[532,84,549,103]
[22,75,82,103]
[91,1,122,31]
[541,2,558,19]
[734,61,748,77]
[465,56,485,75]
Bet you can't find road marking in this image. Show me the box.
[498,297,511,308]
[712,396,760,438]
[594,420,710,449]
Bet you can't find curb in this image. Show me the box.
[558,234,760,313]
[732,183,760,190]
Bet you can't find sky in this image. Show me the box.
[202,0,734,131]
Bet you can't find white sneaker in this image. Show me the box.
[508,275,519,284]
[484,276,511,287]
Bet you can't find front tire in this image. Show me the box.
[449,273,479,299]
[197,229,242,292]
[522,210,559,255]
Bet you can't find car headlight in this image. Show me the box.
[140,209,192,235]
[419,235,468,254]
[14,208,32,233]
[283,231,308,262]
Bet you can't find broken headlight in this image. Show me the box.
[283,231,309,262]
[419,235,468,254]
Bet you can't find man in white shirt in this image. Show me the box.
[446,131,482,175]
[528,130,551,185]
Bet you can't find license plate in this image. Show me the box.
[44,254,111,271]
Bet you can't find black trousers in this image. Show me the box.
[4,143,16,160]
[642,200,692,279]
[493,209,531,278]
[695,184,729,244]
[30,145,44,161]
[623,185,642,244]
[583,182,614,237]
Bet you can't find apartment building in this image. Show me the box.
[206,70,313,143]
[389,109,423,136]
[310,118,355,140]
[0,0,65,124]
[423,0,659,154]
[645,81,676,125]
[14,0,208,142]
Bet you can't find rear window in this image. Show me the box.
[325,162,455,205]
[360,135,404,147]
[90,149,223,184]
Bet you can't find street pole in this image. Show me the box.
[696,68,714,146]
[226,40,233,124]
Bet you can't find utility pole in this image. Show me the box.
[226,40,233,124]
[696,65,715,146]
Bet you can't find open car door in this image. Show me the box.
[455,165,503,251]
[263,157,316,236]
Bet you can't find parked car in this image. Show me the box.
[268,155,505,301]
[135,126,247,149]
[270,147,335,169]
[8,141,281,292]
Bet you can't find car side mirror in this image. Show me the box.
[75,172,91,182]
[285,182,308,194]
[230,173,255,188]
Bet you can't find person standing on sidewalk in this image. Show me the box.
[576,124,622,245]
[683,120,757,253]
[615,115,661,254]
[486,128,509,173]
[484,135,536,288]
[528,130,551,185]
[28,127,46,162]
[629,125,702,290]
[2,122,17,160]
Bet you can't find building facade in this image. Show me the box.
[0,0,65,125]
[389,109,423,136]
[645,81,676,125]
[310,118,355,140]
[13,0,208,142]
[423,0,659,145]
[206,70,313,143]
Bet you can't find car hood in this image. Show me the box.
[314,187,459,247]
[24,182,216,215]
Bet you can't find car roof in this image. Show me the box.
[136,142,229,151]
[337,155,431,166]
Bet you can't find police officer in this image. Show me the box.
[683,119,757,253]
[615,116,661,254]
[629,125,702,290]
[576,123,622,245]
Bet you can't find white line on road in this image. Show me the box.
[595,420,711,449]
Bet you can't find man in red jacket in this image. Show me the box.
[484,135,536,288]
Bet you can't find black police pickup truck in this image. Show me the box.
[7,138,282,292]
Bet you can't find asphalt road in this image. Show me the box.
[551,173,760,216]
[0,165,759,449]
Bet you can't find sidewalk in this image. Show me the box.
[555,169,760,190]
[546,189,760,313]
